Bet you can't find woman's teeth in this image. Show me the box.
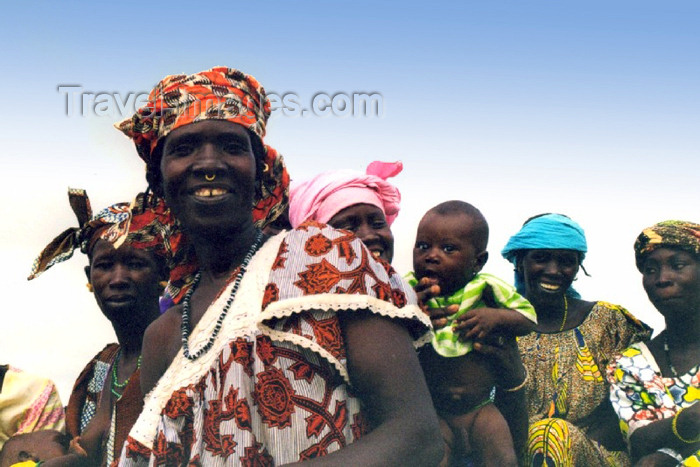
[194,187,228,197]
[540,283,561,291]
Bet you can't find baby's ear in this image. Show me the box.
[474,250,489,272]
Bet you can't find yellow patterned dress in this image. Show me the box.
[518,302,651,466]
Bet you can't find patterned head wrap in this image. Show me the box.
[28,188,169,280]
[116,66,289,229]
[501,213,588,297]
[634,220,700,270]
[289,160,403,228]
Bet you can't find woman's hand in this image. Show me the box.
[634,451,682,467]
[473,335,529,458]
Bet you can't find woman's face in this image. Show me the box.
[160,120,257,237]
[519,249,580,303]
[328,203,394,263]
[640,247,700,316]
[88,240,163,324]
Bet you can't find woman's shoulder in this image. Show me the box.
[262,223,427,334]
[587,301,653,345]
[591,301,651,329]
[278,222,403,285]
[607,341,658,383]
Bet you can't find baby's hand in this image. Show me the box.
[452,285,505,341]
[456,307,506,341]
[413,277,458,328]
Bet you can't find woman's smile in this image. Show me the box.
[161,120,257,235]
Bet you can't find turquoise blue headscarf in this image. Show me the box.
[501,214,587,298]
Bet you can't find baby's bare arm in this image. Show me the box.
[457,308,535,341]
[492,309,536,336]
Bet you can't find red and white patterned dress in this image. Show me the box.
[119,223,430,466]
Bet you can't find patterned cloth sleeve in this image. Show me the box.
[65,343,119,437]
[607,342,700,439]
[0,367,65,447]
[123,224,432,463]
[259,222,432,383]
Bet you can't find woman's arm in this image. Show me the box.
[629,403,700,462]
[41,377,114,467]
[285,310,443,466]
[473,338,529,464]
[577,397,627,451]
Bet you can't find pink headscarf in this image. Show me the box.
[289,161,403,228]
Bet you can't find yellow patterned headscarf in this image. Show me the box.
[634,220,700,270]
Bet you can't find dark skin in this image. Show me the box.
[0,431,69,467]
[517,249,627,451]
[1,241,164,466]
[328,203,394,263]
[627,248,700,465]
[413,210,534,466]
[416,278,530,465]
[140,120,443,465]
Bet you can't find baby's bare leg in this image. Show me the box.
[437,417,455,467]
[468,403,517,467]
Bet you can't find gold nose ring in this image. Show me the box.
[205,173,216,181]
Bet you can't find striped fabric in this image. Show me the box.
[407,272,536,357]
[0,366,65,448]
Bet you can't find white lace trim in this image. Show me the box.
[259,296,431,384]
[128,230,432,448]
[128,231,285,448]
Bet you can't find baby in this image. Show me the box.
[409,201,536,466]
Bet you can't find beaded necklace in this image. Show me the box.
[181,230,264,361]
[663,333,679,377]
[111,349,142,398]
[558,296,569,332]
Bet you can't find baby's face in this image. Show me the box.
[413,212,483,297]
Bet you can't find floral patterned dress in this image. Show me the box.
[608,342,700,466]
[518,302,651,466]
[119,223,430,466]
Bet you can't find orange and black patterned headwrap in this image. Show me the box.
[634,220,700,270]
[115,66,289,230]
[28,188,174,280]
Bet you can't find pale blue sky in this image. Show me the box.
[1,1,698,398]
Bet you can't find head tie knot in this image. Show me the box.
[289,160,403,228]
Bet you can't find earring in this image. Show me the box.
[262,163,269,173]
[86,283,93,293]
[205,173,216,181]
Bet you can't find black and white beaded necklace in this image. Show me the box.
[663,333,679,377]
[180,230,264,361]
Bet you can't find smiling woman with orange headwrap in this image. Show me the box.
[113,67,442,466]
